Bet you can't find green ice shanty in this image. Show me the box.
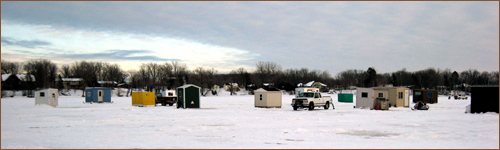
[338,93,354,103]
[85,87,112,103]
[177,84,201,109]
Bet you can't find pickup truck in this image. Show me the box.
[291,92,333,110]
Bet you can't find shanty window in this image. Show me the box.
[87,92,91,97]
[415,92,422,95]
[378,93,384,98]
[427,92,433,98]
[259,94,262,100]
[398,92,403,99]
[361,92,368,98]
[40,92,45,97]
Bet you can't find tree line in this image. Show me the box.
[2,59,498,94]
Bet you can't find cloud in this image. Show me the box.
[1,1,498,74]
[1,36,52,49]
[61,50,181,62]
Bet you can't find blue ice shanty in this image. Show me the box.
[85,87,112,103]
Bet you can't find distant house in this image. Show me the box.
[1,74,36,91]
[298,81,328,92]
[223,83,239,91]
[97,81,118,87]
[55,78,83,89]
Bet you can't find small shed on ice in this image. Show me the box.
[35,88,58,107]
[254,88,282,108]
[177,84,201,109]
[468,85,499,113]
[338,93,353,103]
[355,88,374,109]
[85,87,112,103]
[132,92,156,107]
[413,89,438,104]
[373,89,389,110]
[373,87,410,107]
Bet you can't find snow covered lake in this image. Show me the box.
[2,90,498,149]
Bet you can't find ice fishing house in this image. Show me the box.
[372,87,411,107]
[177,84,201,109]
[35,88,58,107]
[355,88,374,109]
[412,89,438,104]
[85,87,112,103]
[355,87,389,110]
[131,92,156,107]
[254,88,282,108]
[338,93,353,103]
[468,85,499,113]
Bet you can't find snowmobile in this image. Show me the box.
[412,101,429,110]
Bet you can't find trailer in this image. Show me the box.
[156,90,177,106]
[294,87,319,97]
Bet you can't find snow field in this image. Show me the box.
[1,90,498,149]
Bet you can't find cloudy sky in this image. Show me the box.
[1,1,498,75]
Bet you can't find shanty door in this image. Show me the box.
[177,88,184,108]
[50,93,57,107]
[404,90,410,107]
[98,90,104,103]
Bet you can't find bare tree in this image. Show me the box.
[171,61,189,87]
[24,59,58,89]
[1,60,22,74]
[460,69,481,86]
[69,61,102,96]
[191,67,218,95]
[60,64,71,78]
[337,69,365,89]
[102,63,126,84]
[254,61,282,87]
[364,67,377,87]
[229,67,250,90]
[490,71,499,85]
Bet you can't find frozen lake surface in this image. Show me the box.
[1,90,498,149]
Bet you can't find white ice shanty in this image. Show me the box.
[355,87,374,109]
[254,88,282,108]
[355,87,389,110]
[35,88,58,107]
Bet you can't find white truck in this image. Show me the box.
[291,92,333,110]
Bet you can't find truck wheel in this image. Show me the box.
[161,102,166,106]
[309,102,314,111]
[324,102,330,109]
[169,103,174,106]
[293,106,298,110]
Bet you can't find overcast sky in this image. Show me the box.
[1,1,498,75]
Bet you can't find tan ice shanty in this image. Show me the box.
[254,88,282,108]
